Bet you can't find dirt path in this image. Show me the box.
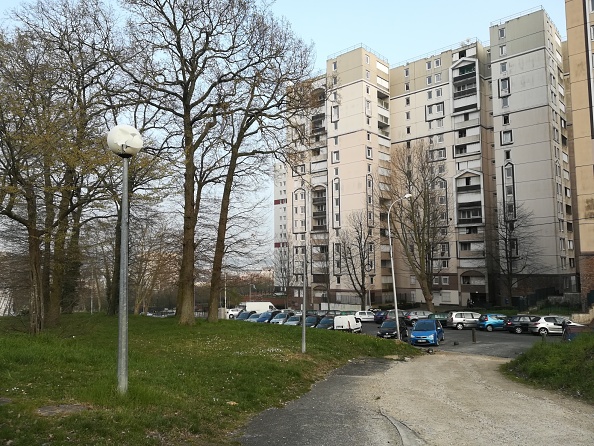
[366,352,594,445]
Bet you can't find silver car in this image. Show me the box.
[447,311,482,330]
[528,315,569,335]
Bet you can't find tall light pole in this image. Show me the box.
[106,125,143,395]
[387,193,412,340]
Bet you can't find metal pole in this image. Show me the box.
[387,201,401,341]
[301,186,308,354]
[117,156,130,394]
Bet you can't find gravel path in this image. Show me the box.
[366,351,594,445]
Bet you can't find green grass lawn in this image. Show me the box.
[0,314,419,445]
[501,333,594,403]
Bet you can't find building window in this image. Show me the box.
[406,126,411,134]
[435,73,441,82]
[428,90,432,99]
[331,105,339,122]
[499,28,505,39]
[436,88,442,97]
[405,83,410,91]
[436,119,443,128]
[500,45,506,56]
[332,61,337,70]
[502,96,509,108]
[404,67,409,77]
[365,54,370,64]
[503,114,510,125]
[436,103,443,113]
[500,62,507,73]
[426,61,431,70]
[332,151,340,163]
[366,70,370,79]
[406,111,410,120]
[366,146,373,159]
[501,130,513,145]
[405,97,410,106]
[500,78,510,95]
[505,149,511,160]
[435,58,441,67]
[427,76,432,85]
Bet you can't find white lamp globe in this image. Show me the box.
[106,125,143,158]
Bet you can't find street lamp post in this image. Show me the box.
[387,193,412,340]
[106,125,143,395]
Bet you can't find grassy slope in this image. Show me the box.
[501,334,594,403]
[0,314,419,445]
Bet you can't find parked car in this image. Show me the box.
[315,316,335,330]
[374,310,388,324]
[477,314,509,331]
[409,319,444,346]
[376,317,408,340]
[304,314,323,328]
[446,311,482,330]
[334,315,362,333]
[269,311,295,325]
[235,310,256,321]
[283,314,303,326]
[354,311,375,322]
[404,310,434,326]
[256,310,281,323]
[427,312,449,327]
[384,309,407,321]
[246,313,261,322]
[505,314,536,333]
[528,315,573,335]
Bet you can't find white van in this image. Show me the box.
[333,315,362,333]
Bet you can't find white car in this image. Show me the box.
[334,315,362,333]
[354,311,375,322]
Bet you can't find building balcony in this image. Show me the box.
[312,225,328,232]
[453,88,477,99]
[453,71,476,83]
[454,118,480,130]
[456,184,481,193]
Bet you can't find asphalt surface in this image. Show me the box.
[240,357,416,446]
[239,325,560,446]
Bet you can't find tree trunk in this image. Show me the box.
[27,227,44,334]
[107,206,122,316]
[177,141,198,325]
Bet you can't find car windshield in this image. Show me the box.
[413,321,435,331]
[237,313,251,320]
[248,314,260,320]
[319,317,333,325]
[380,320,396,328]
[305,316,318,324]
[287,316,300,322]
[259,312,271,318]
[272,313,285,319]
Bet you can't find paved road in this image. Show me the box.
[240,324,564,445]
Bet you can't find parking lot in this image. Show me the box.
[361,320,562,358]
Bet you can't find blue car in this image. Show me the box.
[409,319,444,346]
[477,314,508,332]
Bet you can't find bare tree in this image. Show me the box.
[339,210,378,310]
[492,200,544,302]
[383,141,450,312]
[116,0,314,325]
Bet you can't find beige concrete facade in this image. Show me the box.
[274,7,584,308]
[566,0,594,303]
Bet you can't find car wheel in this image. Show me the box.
[514,326,523,334]
[456,323,464,330]
[229,314,235,319]
[538,327,548,336]
[435,337,440,346]
[486,325,493,332]
[441,332,445,341]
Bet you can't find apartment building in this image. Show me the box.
[566,0,594,304]
[274,7,580,308]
